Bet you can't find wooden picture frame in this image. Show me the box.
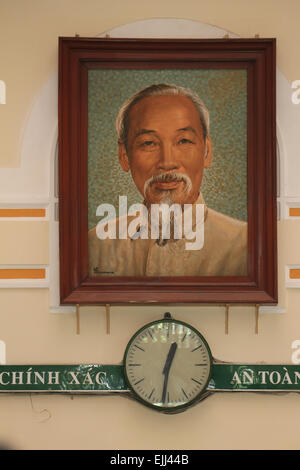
[58,37,277,304]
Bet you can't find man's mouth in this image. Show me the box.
[153,180,182,190]
[143,172,192,199]
[151,174,185,191]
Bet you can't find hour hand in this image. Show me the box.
[161,342,178,403]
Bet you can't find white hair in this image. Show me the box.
[115,83,210,150]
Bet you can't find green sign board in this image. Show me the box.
[1,363,300,393]
[211,364,300,391]
[0,365,126,392]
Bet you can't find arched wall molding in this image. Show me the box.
[0,18,298,312]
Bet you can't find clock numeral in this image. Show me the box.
[148,388,155,400]
[194,363,207,366]
[134,345,145,352]
[128,364,141,366]
[181,333,187,342]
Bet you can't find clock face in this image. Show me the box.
[124,319,213,411]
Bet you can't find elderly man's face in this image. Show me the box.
[118,95,212,206]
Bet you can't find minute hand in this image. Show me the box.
[161,342,178,404]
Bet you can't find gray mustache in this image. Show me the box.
[143,172,192,196]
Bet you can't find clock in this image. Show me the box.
[123,314,213,412]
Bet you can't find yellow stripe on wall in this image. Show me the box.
[289,208,300,217]
[0,269,46,279]
[290,269,300,279]
[0,209,46,217]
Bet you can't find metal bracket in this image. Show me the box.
[76,304,80,335]
[225,304,230,335]
[224,303,260,335]
[255,304,259,334]
[105,304,111,335]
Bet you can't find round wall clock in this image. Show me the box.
[123,314,213,412]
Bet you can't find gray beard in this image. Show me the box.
[158,191,174,206]
[148,192,178,243]
[143,172,193,205]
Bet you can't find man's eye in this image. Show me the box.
[141,140,155,147]
[178,138,193,145]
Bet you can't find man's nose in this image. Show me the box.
[157,142,179,171]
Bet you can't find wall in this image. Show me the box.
[0,0,300,450]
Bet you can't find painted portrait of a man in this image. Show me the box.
[88,83,247,277]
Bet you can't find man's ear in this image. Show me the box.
[204,137,212,169]
[118,141,130,172]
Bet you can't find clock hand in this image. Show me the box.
[162,342,178,375]
[161,342,178,404]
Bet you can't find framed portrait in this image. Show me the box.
[58,37,277,304]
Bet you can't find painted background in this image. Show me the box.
[88,68,247,229]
